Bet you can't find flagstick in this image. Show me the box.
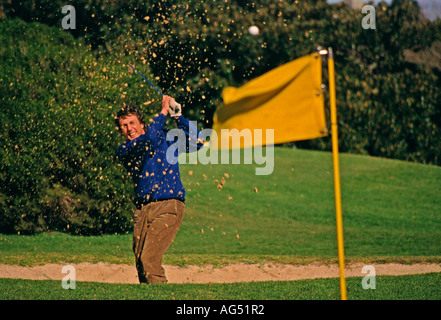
[327,47,347,300]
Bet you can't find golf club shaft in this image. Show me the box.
[128,64,181,115]
[128,64,163,96]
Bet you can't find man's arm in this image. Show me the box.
[161,95,171,116]
[174,115,204,152]
[115,132,150,163]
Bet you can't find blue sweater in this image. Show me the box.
[116,114,203,208]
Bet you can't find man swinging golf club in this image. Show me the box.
[115,95,203,284]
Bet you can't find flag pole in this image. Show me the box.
[327,47,347,300]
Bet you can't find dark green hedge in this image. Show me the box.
[0,18,159,234]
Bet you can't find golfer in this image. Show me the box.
[115,95,203,284]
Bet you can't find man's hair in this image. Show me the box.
[114,104,145,132]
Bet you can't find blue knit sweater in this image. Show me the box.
[116,114,203,208]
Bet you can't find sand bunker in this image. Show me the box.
[1,262,440,284]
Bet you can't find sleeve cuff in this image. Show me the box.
[174,115,184,123]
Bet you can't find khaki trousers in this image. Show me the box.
[132,199,185,284]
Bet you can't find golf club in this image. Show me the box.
[128,64,182,116]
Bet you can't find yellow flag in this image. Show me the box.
[212,52,328,148]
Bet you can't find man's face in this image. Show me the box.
[119,114,145,141]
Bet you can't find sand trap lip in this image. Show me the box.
[0,262,440,284]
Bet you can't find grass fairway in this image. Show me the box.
[178,147,441,259]
[0,148,440,300]
[1,273,441,300]
[1,148,440,266]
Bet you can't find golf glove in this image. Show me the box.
[169,100,182,117]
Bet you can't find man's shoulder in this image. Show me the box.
[115,140,130,159]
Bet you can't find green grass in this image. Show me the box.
[178,147,441,258]
[1,148,440,300]
[1,273,440,300]
[1,148,440,266]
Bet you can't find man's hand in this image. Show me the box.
[161,95,173,116]
[169,99,182,118]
